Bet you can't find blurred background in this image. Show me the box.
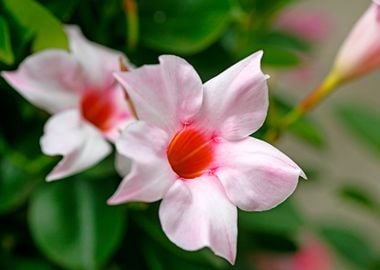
[1,0,380,269]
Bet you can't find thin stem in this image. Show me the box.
[124,0,139,51]
[264,72,342,144]
[119,57,138,119]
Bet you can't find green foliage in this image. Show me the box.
[28,178,126,270]
[320,225,376,268]
[239,199,303,235]
[339,184,378,212]
[272,94,325,147]
[3,0,68,52]
[337,105,380,156]
[0,16,14,65]
[138,0,233,54]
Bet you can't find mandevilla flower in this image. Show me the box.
[1,26,133,180]
[332,0,380,82]
[109,52,305,263]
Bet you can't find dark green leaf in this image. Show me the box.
[262,47,300,67]
[3,0,68,52]
[0,158,40,215]
[239,199,303,235]
[339,184,377,211]
[0,16,14,65]
[320,226,376,268]
[29,178,126,270]
[138,0,233,54]
[337,105,380,156]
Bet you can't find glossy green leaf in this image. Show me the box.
[138,0,233,54]
[0,257,55,270]
[337,105,380,156]
[29,178,126,270]
[0,158,40,215]
[0,16,14,65]
[3,0,68,52]
[239,199,303,235]
[320,226,376,268]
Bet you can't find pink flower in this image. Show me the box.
[333,0,380,82]
[275,8,331,42]
[254,235,334,270]
[109,52,305,264]
[1,26,133,180]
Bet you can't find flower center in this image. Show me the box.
[80,90,115,132]
[167,128,214,179]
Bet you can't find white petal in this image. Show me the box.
[195,51,269,140]
[108,121,176,203]
[65,25,128,89]
[40,110,111,181]
[215,137,305,211]
[2,51,84,113]
[159,176,237,264]
[114,55,203,134]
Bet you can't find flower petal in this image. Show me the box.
[215,137,305,211]
[65,25,128,89]
[195,51,269,140]
[114,55,203,134]
[108,121,176,203]
[1,51,84,113]
[159,176,237,264]
[40,110,111,181]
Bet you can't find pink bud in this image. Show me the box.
[333,1,380,82]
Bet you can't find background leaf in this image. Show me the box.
[28,178,126,270]
[320,225,376,268]
[337,105,380,156]
[0,16,14,65]
[3,0,68,52]
[138,0,233,54]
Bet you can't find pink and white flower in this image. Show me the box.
[109,52,305,264]
[332,0,380,82]
[1,26,133,180]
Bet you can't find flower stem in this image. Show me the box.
[124,0,139,51]
[265,72,342,144]
[119,57,138,119]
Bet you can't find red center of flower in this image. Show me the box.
[80,90,115,132]
[167,128,214,179]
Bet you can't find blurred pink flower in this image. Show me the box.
[2,26,133,180]
[275,8,331,42]
[332,0,380,82]
[254,236,333,270]
[109,52,305,264]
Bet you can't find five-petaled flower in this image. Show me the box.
[109,52,306,264]
[1,26,133,181]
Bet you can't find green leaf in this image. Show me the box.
[272,95,325,147]
[29,178,126,270]
[337,105,380,156]
[239,199,303,235]
[3,0,68,52]
[320,226,376,268]
[262,47,300,67]
[0,16,14,65]
[133,211,227,269]
[0,257,55,270]
[138,0,233,54]
[0,158,40,215]
[339,184,377,211]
